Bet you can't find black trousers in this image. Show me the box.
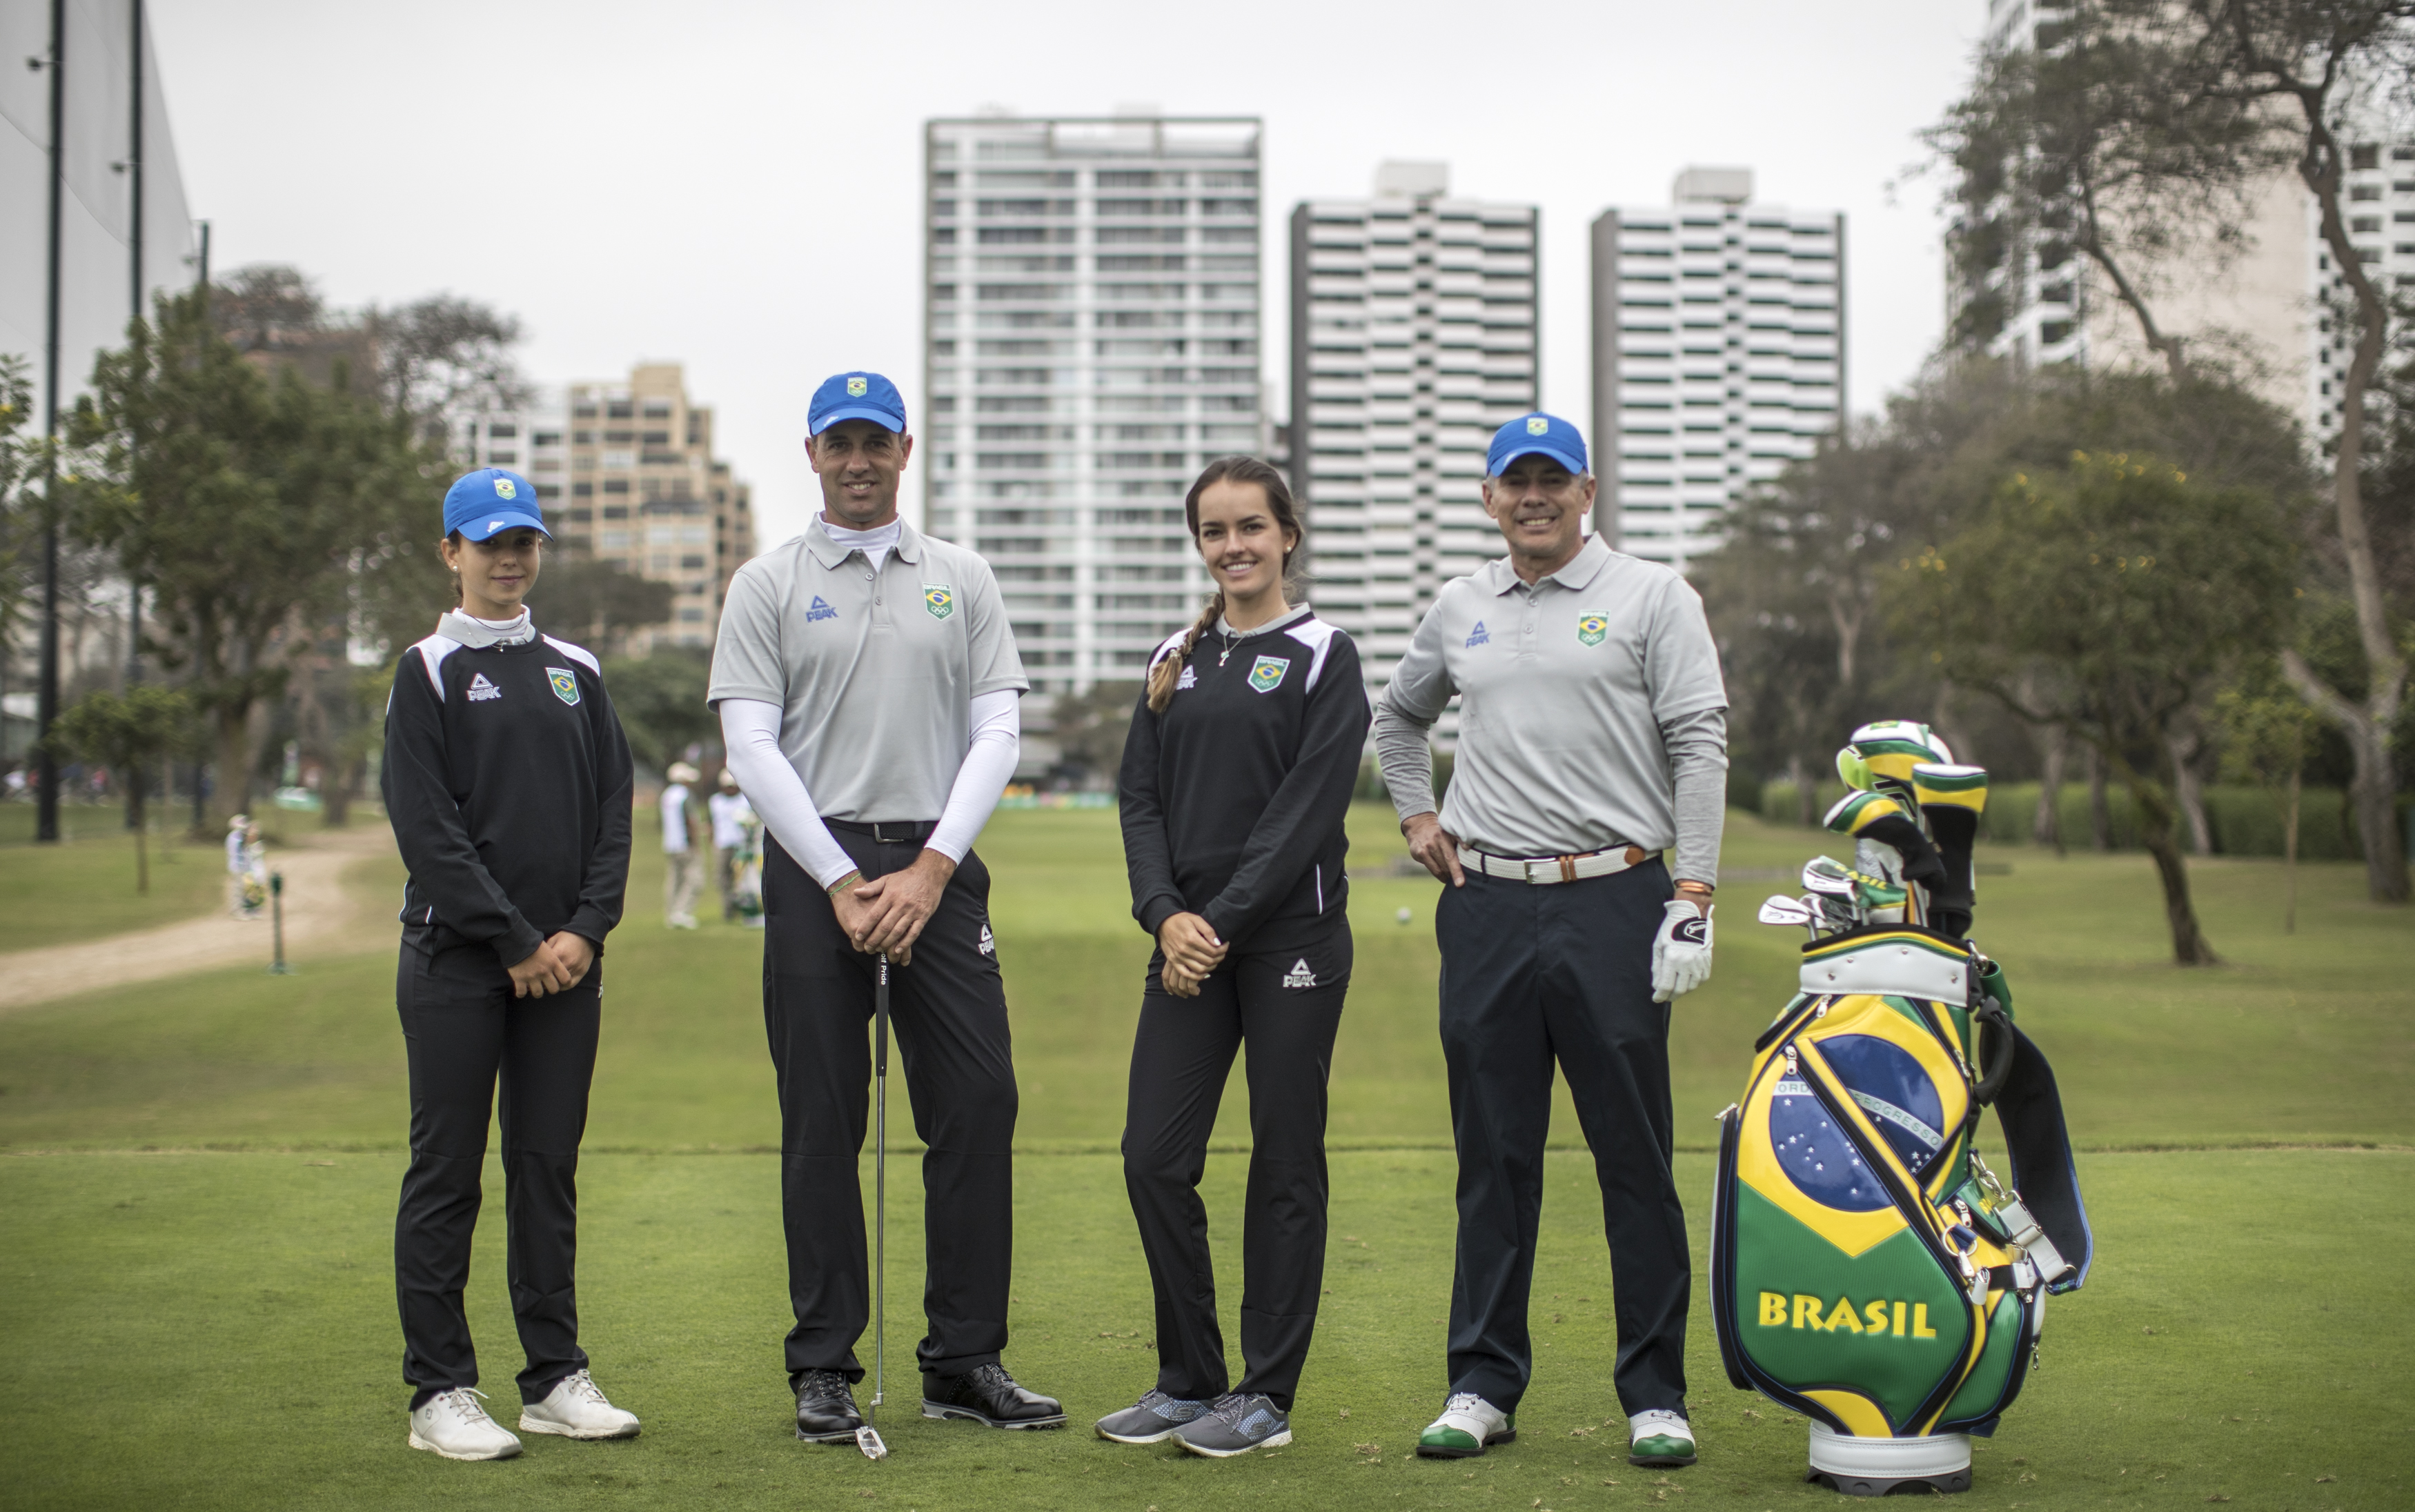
[394,938,602,1404]
[1435,858,1690,1418]
[762,830,1017,1386]
[1122,922,1350,1411]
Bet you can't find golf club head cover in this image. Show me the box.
[1824,790,1949,895]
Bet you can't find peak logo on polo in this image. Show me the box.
[807,595,838,623]
[466,673,502,703]
[847,377,869,397]
[493,477,518,499]
[1526,416,1548,435]
[1466,620,1490,648]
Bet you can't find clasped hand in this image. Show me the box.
[507,931,596,998]
[1156,912,1227,998]
[831,850,956,966]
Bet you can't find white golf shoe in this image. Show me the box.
[1628,1407,1697,1466]
[520,1369,642,1440]
[408,1387,522,1460]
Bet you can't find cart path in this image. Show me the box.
[0,824,397,1016]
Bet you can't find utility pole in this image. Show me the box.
[125,0,148,835]
[37,0,66,844]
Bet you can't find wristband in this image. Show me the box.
[1675,879,1715,896]
[826,870,863,897]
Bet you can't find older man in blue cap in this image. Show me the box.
[711,372,1061,1442]
[1373,413,1728,1469]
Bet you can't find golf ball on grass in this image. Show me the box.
[1395,907,1412,925]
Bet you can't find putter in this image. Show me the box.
[856,952,891,1462]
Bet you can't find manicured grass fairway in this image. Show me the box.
[1,807,2409,1510]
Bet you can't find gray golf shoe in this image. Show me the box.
[1174,1392,1291,1458]
[1094,1389,1209,1444]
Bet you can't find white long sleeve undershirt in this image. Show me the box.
[718,690,1021,890]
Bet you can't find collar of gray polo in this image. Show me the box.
[1485,533,1615,595]
[1212,603,1314,640]
[805,515,923,569]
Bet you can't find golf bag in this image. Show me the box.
[1711,722,2093,1496]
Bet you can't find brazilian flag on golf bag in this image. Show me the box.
[1710,722,2094,1488]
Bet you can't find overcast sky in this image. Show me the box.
[147,0,1987,546]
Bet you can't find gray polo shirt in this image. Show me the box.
[708,517,1027,822]
[1374,534,1726,859]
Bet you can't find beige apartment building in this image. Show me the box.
[555,362,756,653]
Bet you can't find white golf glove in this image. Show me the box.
[1651,899,1713,1003]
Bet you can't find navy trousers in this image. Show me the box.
[1435,857,1690,1418]
[394,937,601,1405]
[1122,921,1351,1410]
[761,831,1018,1386]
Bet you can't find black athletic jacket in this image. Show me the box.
[1119,606,1371,953]
[382,624,633,968]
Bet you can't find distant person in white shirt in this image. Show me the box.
[226,813,254,917]
[660,762,702,929]
[708,768,753,920]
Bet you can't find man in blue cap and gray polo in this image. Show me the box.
[710,372,1061,1440]
[1373,412,1728,1469]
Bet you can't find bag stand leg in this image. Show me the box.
[1806,1424,1971,1496]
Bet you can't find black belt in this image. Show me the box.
[824,817,937,845]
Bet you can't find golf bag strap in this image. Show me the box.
[1992,1022,2093,1293]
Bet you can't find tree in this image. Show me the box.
[2174,1,2415,900]
[1929,2,2289,375]
[68,289,439,828]
[50,684,196,894]
[2217,665,2324,932]
[527,556,676,657]
[362,295,530,421]
[601,648,714,777]
[1889,449,2297,964]
[1049,680,1141,789]
[0,355,37,659]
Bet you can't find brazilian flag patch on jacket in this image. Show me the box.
[546,668,580,706]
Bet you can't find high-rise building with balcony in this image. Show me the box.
[1288,162,1539,702]
[554,362,755,653]
[1590,168,1845,573]
[923,112,1264,695]
[450,387,571,510]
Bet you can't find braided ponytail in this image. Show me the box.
[1145,591,1223,713]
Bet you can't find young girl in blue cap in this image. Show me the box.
[382,468,639,1460]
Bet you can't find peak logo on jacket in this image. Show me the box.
[1282,957,1318,989]
[466,673,502,703]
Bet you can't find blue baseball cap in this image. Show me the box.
[809,371,907,437]
[443,468,549,541]
[1487,412,1590,478]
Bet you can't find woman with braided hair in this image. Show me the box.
[1094,455,1371,1457]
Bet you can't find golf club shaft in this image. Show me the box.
[874,952,888,1412]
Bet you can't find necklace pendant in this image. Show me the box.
[1219,648,1232,666]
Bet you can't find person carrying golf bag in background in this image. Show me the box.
[711,372,1064,1444]
[1096,457,1371,1458]
[1375,413,1728,1468]
[382,467,640,1461]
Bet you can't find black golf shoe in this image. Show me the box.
[920,1363,1067,1429]
[793,1369,864,1442]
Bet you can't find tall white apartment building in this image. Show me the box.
[1590,168,1845,571]
[1288,162,1539,700]
[923,113,1264,695]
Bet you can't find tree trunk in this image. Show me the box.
[2283,767,2300,937]
[2086,745,2113,851]
[125,760,144,833]
[2131,777,2218,966]
[2281,650,2408,902]
[135,822,149,897]
[212,702,254,829]
[2033,723,2067,855]
[2169,726,2213,857]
